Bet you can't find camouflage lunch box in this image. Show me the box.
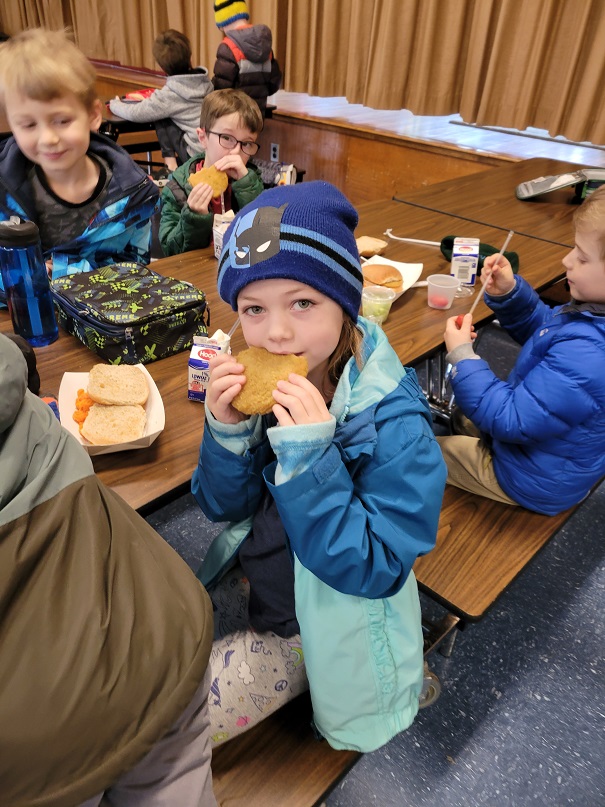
[51,262,209,364]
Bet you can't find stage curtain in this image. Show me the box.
[0,0,603,143]
[282,0,605,143]
[0,0,279,76]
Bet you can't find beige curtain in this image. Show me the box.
[1,0,603,143]
[459,0,605,143]
[0,0,279,76]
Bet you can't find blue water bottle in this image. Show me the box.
[0,219,58,347]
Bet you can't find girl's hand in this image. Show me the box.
[272,374,332,427]
[213,153,247,181]
[206,353,248,424]
[445,313,476,352]
[482,254,516,296]
[187,182,214,215]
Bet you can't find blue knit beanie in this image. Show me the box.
[217,181,363,322]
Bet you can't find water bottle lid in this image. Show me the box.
[0,219,41,247]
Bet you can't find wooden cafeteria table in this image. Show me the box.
[356,199,567,363]
[0,247,244,512]
[0,201,568,513]
[394,157,592,247]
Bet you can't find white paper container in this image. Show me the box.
[58,364,165,456]
[361,256,423,300]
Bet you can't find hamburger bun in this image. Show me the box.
[356,235,388,258]
[189,164,229,197]
[362,263,403,293]
[87,364,149,407]
[233,347,309,415]
[81,403,147,445]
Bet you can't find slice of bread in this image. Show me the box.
[87,364,149,406]
[356,235,388,257]
[81,403,147,445]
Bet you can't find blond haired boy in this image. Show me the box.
[0,29,159,295]
[438,186,605,515]
[159,88,264,256]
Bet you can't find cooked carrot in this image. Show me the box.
[73,388,95,429]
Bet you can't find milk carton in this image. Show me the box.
[212,210,235,259]
[450,237,480,288]
[188,330,231,402]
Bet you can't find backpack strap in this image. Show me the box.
[223,36,246,64]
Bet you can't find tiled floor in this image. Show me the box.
[147,324,604,807]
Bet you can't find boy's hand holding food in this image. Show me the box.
[186,182,215,215]
[213,153,248,181]
[445,313,476,352]
[188,164,229,214]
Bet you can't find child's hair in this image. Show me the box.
[0,28,97,112]
[573,186,605,258]
[152,29,192,76]
[326,317,364,391]
[200,89,263,135]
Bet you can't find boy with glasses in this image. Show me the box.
[159,88,264,256]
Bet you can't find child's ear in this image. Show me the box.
[89,99,104,132]
[197,127,208,149]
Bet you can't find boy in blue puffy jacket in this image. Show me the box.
[0,29,159,293]
[439,186,605,516]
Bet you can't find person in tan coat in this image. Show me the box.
[0,332,216,806]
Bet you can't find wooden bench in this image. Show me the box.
[211,693,359,806]
[415,484,579,656]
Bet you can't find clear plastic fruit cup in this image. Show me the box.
[361,285,397,324]
[426,274,459,309]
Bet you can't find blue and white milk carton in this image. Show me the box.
[188,330,231,402]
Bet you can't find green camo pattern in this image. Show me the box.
[52,262,209,364]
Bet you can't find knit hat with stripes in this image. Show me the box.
[217,181,363,322]
[214,0,249,29]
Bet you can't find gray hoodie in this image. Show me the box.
[109,68,213,156]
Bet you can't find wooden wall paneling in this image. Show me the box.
[258,114,510,206]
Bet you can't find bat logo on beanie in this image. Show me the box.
[217,182,364,322]
[233,204,287,267]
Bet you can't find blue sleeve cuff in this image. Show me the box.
[204,404,262,455]
[267,416,336,483]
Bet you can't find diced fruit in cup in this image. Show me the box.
[428,295,451,309]
[363,300,392,320]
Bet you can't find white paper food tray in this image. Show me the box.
[58,364,165,456]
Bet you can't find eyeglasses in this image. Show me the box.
[207,130,260,156]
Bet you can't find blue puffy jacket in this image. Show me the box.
[449,276,605,515]
[192,321,446,751]
[0,131,159,298]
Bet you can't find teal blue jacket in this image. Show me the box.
[193,321,446,751]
